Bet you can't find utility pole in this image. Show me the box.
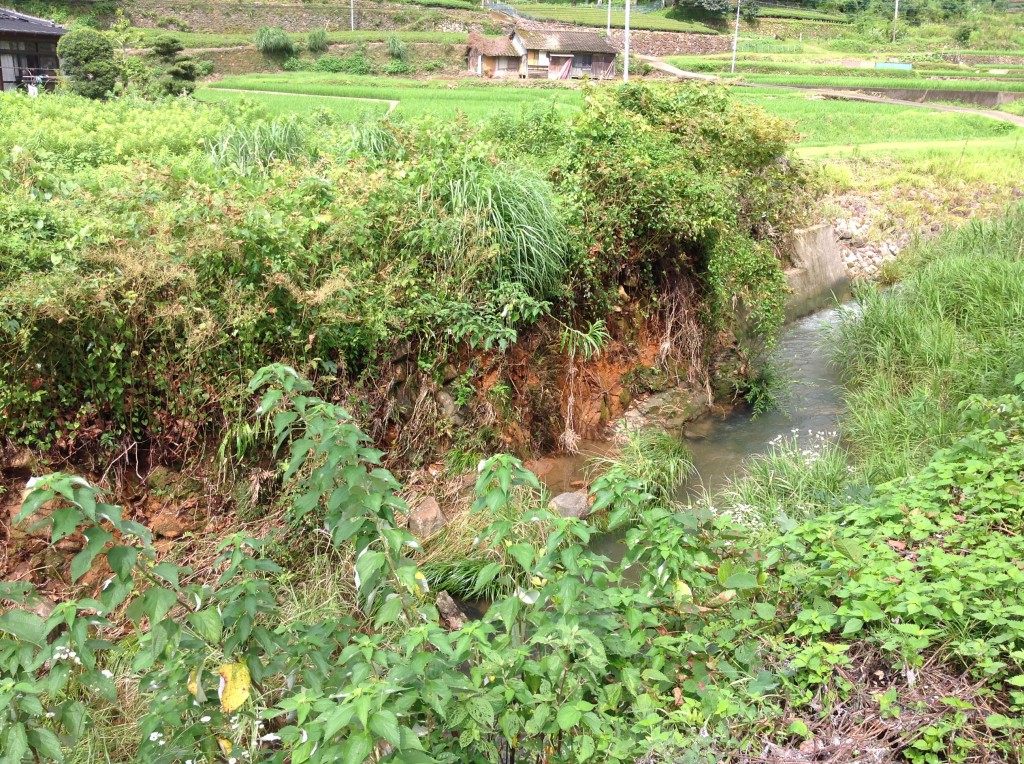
[731,0,741,74]
[623,0,630,82]
[892,0,899,43]
[607,0,611,37]
[351,0,355,32]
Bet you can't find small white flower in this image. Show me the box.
[148,732,163,742]
[101,669,113,679]
[200,715,211,723]
[260,733,281,743]
[477,459,487,473]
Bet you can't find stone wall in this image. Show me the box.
[605,29,731,57]
[807,85,1024,108]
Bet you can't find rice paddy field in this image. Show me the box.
[196,87,395,119]
[198,74,1021,154]
[724,73,1024,92]
[735,87,1021,148]
[200,73,584,121]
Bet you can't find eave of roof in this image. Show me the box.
[0,7,67,37]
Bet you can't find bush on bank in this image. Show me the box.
[0,84,804,463]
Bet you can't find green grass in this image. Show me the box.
[205,73,584,121]
[736,88,1019,147]
[132,28,466,50]
[666,57,1024,82]
[196,87,393,120]
[512,4,716,33]
[832,207,1024,482]
[726,73,1024,92]
[758,6,846,22]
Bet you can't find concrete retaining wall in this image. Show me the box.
[785,223,850,319]
[794,84,1024,108]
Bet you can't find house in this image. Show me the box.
[468,28,617,81]
[0,8,66,92]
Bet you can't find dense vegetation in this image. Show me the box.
[0,83,801,466]
[5,206,1024,762]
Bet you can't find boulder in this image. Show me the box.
[409,496,446,539]
[548,491,590,520]
[150,512,187,539]
[436,591,469,631]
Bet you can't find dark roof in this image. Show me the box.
[0,8,66,37]
[467,32,518,57]
[516,29,617,55]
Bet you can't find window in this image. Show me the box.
[577,54,592,68]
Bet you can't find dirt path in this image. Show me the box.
[204,87,400,113]
[637,55,717,81]
[645,57,1024,129]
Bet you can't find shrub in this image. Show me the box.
[387,32,407,61]
[56,28,118,99]
[314,52,375,75]
[306,27,329,54]
[384,59,413,75]
[150,33,183,61]
[254,26,295,57]
[422,59,445,72]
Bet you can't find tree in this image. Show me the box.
[56,28,118,99]
[150,34,198,95]
[681,0,732,14]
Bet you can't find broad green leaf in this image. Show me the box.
[369,710,401,747]
[106,546,137,579]
[473,563,503,594]
[28,727,64,762]
[341,732,373,764]
[754,602,777,620]
[0,610,45,645]
[577,734,596,762]
[1,723,28,764]
[187,609,223,643]
[724,572,758,590]
[556,705,582,731]
[70,527,113,582]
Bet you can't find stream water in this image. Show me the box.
[541,302,851,502]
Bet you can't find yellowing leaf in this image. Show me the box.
[187,668,200,697]
[218,663,251,713]
[217,737,233,756]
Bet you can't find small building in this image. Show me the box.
[468,28,617,81]
[0,8,66,93]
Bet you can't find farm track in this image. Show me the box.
[206,86,400,113]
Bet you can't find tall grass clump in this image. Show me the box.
[593,429,694,502]
[717,432,850,533]
[306,28,329,55]
[426,163,570,299]
[386,33,407,61]
[207,118,311,175]
[254,26,295,57]
[832,205,1024,482]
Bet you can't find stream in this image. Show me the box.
[541,301,851,510]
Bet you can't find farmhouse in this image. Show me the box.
[468,28,617,80]
[0,7,65,92]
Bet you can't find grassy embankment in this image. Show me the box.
[131,29,468,50]
[511,3,717,32]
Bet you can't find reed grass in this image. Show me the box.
[832,206,1024,482]
[592,429,694,502]
[207,118,311,175]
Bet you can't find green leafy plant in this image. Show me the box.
[386,33,407,61]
